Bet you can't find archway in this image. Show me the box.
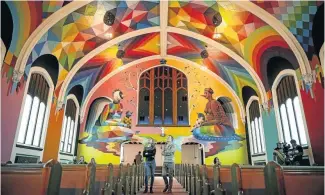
[120,141,144,165]
[181,142,204,165]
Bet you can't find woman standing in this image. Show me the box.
[143,138,156,193]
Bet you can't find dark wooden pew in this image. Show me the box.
[59,163,95,195]
[1,160,62,195]
[265,162,324,195]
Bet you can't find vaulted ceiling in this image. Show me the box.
[2,0,323,109]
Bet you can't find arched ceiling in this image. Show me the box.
[4,0,321,109]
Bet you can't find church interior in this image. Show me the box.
[1,1,324,195]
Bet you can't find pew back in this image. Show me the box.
[282,166,324,195]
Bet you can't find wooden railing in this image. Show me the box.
[175,162,324,195]
[1,161,145,195]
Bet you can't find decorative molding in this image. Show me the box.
[261,102,269,112]
[12,70,24,83]
[56,101,64,111]
[302,73,315,86]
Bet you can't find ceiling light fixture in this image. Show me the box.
[103,11,115,26]
[105,33,113,38]
[213,33,222,39]
[116,50,125,59]
[200,50,209,59]
[213,12,222,27]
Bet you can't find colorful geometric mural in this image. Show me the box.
[25,0,160,88]
[77,59,248,164]
[167,33,258,101]
[253,1,323,59]
[2,1,68,79]
[168,1,289,62]
[66,32,160,103]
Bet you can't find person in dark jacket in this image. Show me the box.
[143,138,156,193]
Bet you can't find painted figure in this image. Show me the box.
[80,89,134,145]
[193,113,206,128]
[122,111,133,129]
[191,88,243,142]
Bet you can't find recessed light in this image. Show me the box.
[213,33,222,39]
[105,33,113,38]
[103,11,115,26]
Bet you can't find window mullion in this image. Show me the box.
[23,75,38,144]
[30,76,43,146]
[38,86,49,147]
[149,69,154,125]
[172,69,177,125]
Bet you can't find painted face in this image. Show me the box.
[167,136,173,143]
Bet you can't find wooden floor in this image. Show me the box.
[137,177,188,195]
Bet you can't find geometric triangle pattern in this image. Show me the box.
[168,1,288,63]
[26,0,160,89]
[167,32,258,101]
[67,32,160,101]
[253,1,323,60]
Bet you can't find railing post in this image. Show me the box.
[190,164,195,195]
[202,165,209,195]
[131,164,136,195]
[116,179,123,195]
[212,164,226,195]
[83,162,96,195]
[231,163,243,195]
[185,164,189,192]
[195,164,201,195]
[103,163,114,195]
[264,161,285,195]
[45,159,62,195]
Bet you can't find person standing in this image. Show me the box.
[290,139,303,165]
[135,151,143,165]
[162,135,176,193]
[143,138,156,193]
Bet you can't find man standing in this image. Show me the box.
[162,135,176,193]
[143,138,156,193]
[135,151,142,165]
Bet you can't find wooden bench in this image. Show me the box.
[265,162,324,195]
[1,160,61,195]
[59,163,95,195]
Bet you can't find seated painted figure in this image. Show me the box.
[80,90,133,144]
[191,88,243,142]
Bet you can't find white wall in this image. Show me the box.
[122,144,144,165]
[181,144,201,165]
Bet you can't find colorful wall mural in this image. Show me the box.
[77,58,249,165]
[1,0,323,166]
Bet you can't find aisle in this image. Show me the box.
[137,177,188,195]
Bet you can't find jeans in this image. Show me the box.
[145,160,156,188]
[162,162,174,189]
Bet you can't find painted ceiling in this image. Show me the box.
[2,0,323,107]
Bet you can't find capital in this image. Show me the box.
[302,73,315,86]
[12,70,24,83]
[56,101,64,111]
[261,102,268,111]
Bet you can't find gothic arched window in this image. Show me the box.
[138,66,189,126]
[275,75,307,146]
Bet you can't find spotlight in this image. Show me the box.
[105,33,113,38]
[103,11,115,26]
[116,50,125,59]
[200,50,209,59]
[213,12,222,27]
